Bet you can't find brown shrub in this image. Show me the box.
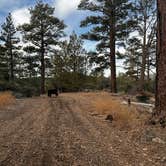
[0,91,15,108]
[93,96,139,127]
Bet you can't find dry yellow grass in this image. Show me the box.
[0,91,15,108]
[92,94,139,126]
[63,92,140,127]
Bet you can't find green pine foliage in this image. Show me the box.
[78,0,136,92]
[20,1,66,94]
[52,32,89,91]
[0,13,20,81]
[0,45,8,81]
[124,37,142,80]
[22,46,39,78]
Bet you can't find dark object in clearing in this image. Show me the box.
[148,118,156,125]
[105,115,113,123]
[148,115,166,128]
[136,95,149,103]
[159,117,166,128]
[48,89,58,97]
[128,98,131,106]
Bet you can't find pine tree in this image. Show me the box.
[78,0,135,93]
[67,31,86,73]
[23,46,39,78]
[0,45,8,80]
[53,32,88,90]
[146,33,156,81]
[124,37,142,81]
[53,32,87,76]
[133,0,156,90]
[20,1,66,94]
[0,13,20,81]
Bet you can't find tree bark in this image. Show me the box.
[9,38,14,81]
[10,48,14,81]
[147,52,150,81]
[155,0,166,118]
[110,1,117,93]
[40,25,45,94]
[140,13,147,91]
[41,47,45,94]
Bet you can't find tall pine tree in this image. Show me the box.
[124,37,142,81]
[0,45,8,80]
[52,32,88,90]
[53,33,87,76]
[133,0,156,90]
[21,1,66,94]
[78,0,134,93]
[0,13,20,81]
[67,31,86,73]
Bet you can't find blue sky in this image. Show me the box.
[0,0,96,52]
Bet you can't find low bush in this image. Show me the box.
[0,91,15,108]
[136,95,150,103]
[93,96,138,127]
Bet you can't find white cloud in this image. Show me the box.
[54,0,81,18]
[12,8,30,26]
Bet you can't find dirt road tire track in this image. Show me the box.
[0,94,165,166]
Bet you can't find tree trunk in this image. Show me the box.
[140,14,147,91]
[147,52,150,81]
[41,44,45,94]
[41,49,45,94]
[155,0,166,118]
[73,55,77,73]
[110,2,117,93]
[9,40,14,81]
[10,51,14,80]
[40,26,45,94]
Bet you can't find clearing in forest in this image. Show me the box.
[0,92,165,166]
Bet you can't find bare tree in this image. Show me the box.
[134,0,156,90]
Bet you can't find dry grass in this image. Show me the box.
[92,94,139,127]
[0,91,15,108]
[64,92,142,127]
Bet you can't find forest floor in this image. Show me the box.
[0,92,165,166]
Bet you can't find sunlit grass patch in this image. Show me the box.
[93,96,139,127]
[64,92,141,127]
[0,91,15,108]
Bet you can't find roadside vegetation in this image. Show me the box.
[0,91,15,108]
[93,96,138,125]
[79,92,140,127]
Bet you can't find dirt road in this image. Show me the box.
[0,93,165,166]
